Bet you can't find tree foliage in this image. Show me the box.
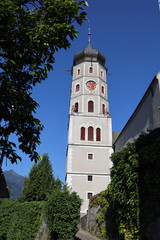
[0,0,88,166]
[21,153,61,201]
[45,186,82,240]
[0,199,44,240]
[0,153,82,240]
[101,128,160,240]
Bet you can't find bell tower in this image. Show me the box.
[66,33,113,214]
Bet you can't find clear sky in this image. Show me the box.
[2,0,160,182]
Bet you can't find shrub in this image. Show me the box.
[7,201,44,240]
[45,186,82,240]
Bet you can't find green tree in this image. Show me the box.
[105,142,139,240]
[0,0,88,167]
[21,153,60,201]
[45,186,82,240]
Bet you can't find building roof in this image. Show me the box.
[73,42,106,67]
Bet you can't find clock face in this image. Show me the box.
[86,81,96,90]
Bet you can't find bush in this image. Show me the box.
[0,200,19,239]
[7,201,44,240]
[45,186,82,240]
[0,200,44,240]
[104,128,160,240]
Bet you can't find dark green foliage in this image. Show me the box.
[45,186,82,240]
[4,170,24,199]
[0,154,81,240]
[21,153,59,201]
[7,201,44,240]
[0,199,44,240]
[103,142,139,240]
[103,128,160,240]
[0,200,19,239]
[136,129,160,239]
[0,0,88,166]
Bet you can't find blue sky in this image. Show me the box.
[2,0,160,182]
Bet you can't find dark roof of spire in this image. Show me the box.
[73,42,106,67]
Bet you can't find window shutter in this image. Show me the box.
[96,128,101,141]
[88,127,93,141]
[81,127,85,140]
[88,101,94,112]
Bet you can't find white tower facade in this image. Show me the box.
[66,38,113,214]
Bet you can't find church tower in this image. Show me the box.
[66,33,113,214]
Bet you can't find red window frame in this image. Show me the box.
[76,84,80,92]
[101,86,104,94]
[89,67,93,73]
[102,104,105,114]
[88,126,93,141]
[96,128,101,141]
[75,102,78,112]
[81,127,85,140]
[88,101,94,112]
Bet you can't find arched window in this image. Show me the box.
[78,69,80,75]
[101,86,104,94]
[96,128,101,141]
[81,127,85,140]
[76,84,80,92]
[89,67,93,73]
[101,71,103,77]
[88,101,94,112]
[102,104,105,114]
[88,126,93,141]
[75,102,78,112]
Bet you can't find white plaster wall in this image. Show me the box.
[66,56,113,215]
[67,115,112,146]
[69,174,110,213]
[114,75,160,151]
[67,145,111,174]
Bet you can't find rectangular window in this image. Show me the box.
[87,192,93,199]
[88,153,93,160]
[88,175,93,181]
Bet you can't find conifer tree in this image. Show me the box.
[21,153,59,201]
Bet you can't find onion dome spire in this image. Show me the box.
[73,30,106,67]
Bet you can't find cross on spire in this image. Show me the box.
[88,28,91,47]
